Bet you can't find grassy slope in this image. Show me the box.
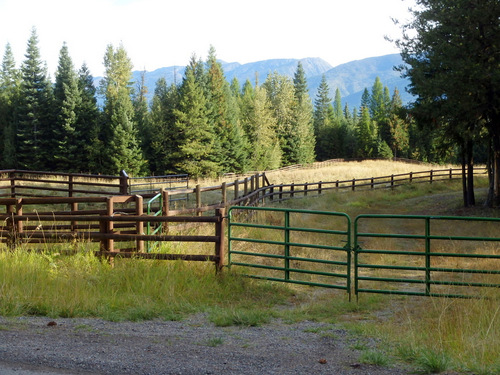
[1,160,498,374]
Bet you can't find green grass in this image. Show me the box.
[1,176,498,374]
[0,249,291,321]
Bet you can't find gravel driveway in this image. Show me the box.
[0,314,413,375]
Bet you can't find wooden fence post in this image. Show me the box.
[221,182,227,207]
[279,185,283,200]
[304,183,308,196]
[371,177,374,189]
[391,175,394,188]
[409,172,413,183]
[9,171,15,198]
[352,179,356,191]
[449,168,453,179]
[318,181,322,195]
[196,184,202,216]
[430,170,433,184]
[120,170,129,195]
[162,189,170,234]
[215,208,225,273]
[244,178,249,197]
[234,179,239,201]
[101,197,114,254]
[135,195,144,252]
[291,183,295,198]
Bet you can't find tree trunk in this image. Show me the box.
[466,139,475,206]
[461,146,468,207]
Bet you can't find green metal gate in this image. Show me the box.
[228,208,500,300]
[354,214,500,299]
[228,206,352,294]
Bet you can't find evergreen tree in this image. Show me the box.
[132,70,151,173]
[173,56,218,178]
[333,88,343,119]
[291,62,315,164]
[17,28,53,170]
[387,88,409,158]
[205,46,248,173]
[246,84,282,170]
[356,106,377,157]
[78,63,100,173]
[293,61,308,102]
[0,43,20,168]
[100,44,145,175]
[360,88,370,110]
[313,75,335,160]
[53,43,81,172]
[263,72,296,165]
[149,78,180,174]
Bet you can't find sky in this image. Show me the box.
[0,0,416,77]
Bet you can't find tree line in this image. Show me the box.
[0,28,473,181]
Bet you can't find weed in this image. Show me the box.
[414,349,451,374]
[359,349,391,366]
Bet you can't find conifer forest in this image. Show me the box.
[0,1,499,205]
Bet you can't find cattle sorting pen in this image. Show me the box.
[0,166,499,300]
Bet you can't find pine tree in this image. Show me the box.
[292,62,315,164]
[100,44,145,175]
[173,57,218,178]
[78,63,100,173]
[149,78,179,174]
[333,88,343,119]
[133,70,151,173]
[313,75,335,160]
[17,28,53,170]
[0,43,20,168]
[205,46,248,173]
[263,72,296,165]
[247,84,282,170]
[356,106,377,157]
[53,43,81,172]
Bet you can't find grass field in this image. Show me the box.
[1,160,498,374]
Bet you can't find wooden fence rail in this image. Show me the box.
[0,166,487,270]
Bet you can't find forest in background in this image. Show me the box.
[0,28,484,179]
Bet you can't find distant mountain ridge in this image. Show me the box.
[97,54,411,109]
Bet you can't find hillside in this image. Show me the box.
[97,53,411,109]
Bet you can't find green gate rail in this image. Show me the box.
[228,206,351,295]
[354,214,500,299]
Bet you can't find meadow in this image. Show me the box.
[0,160,498,374]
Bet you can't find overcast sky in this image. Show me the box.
[0,0,416,77]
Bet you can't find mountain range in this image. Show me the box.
[99,53,412,109]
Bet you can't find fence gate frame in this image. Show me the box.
[227,206,352,297]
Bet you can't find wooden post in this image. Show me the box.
[162,189,170,234]
[68,175,74,197]
[336,180,339,188]
[215,208,225,273]
[101,197,114,254]
[270,186,274,201]
[119,170,129,195]
[221,182,227,207]
[430,170,433,184]
[250,175,255,192]
[135,195,144,252]
[234,179,239,201]
[71,202,78,233]
[409,172,413,183]
[391,175,394,188]
[352,179,356,191]
[9,171,15,198]
[449,168,453,179]
[318,181,322,194]
[371,177,374,189]
[304,183,308,196]
[291,183,295,198]
[244,178,248,197]
[196,184,202,216]
[279,185,283,200]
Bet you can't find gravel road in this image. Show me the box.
[0,314,413,375]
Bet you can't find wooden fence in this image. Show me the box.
[0,169,189,198]
[0,166,487,269]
